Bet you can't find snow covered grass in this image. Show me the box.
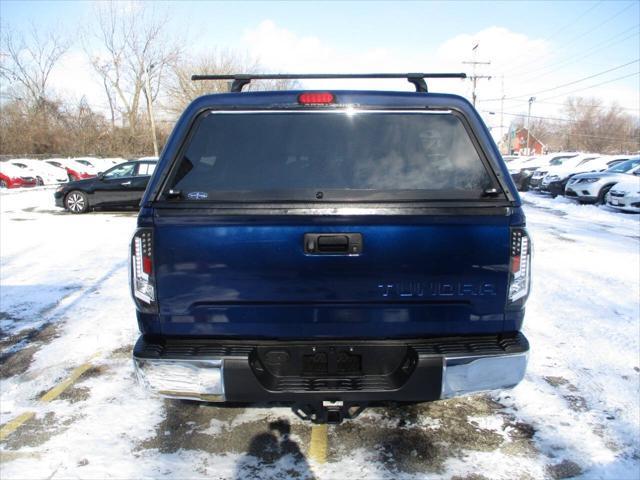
[0,189,638,479]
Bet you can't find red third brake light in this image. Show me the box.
[298,92,335,105]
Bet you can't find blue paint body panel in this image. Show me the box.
[135,89,528,340]
[138,213,522,339]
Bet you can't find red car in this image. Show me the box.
[46,159,97,181]
[0,163,38,189]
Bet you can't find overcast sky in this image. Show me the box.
[3,0,639,138]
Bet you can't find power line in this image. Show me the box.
[509,59,639,99]
[535,100,640,112]
[558,131,639,142]
[537,71,640,101]
[478,96,640,113]
[483,59,640,101]
[483,108,638,125]
[497,1,604,71]
[480,110,639,142]
[505,1,636,78]
[513,26,639,87]
[481,110,571,123]
[488,127,637,143]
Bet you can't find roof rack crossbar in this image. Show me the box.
[190,73,467,93]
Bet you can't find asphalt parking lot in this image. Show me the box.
[1,188,639,479]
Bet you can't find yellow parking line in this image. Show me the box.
[0,359,97,442]
[308,424,328,463]
[0,412,35,442]
[0,450,43,462]
[39,362,94,402]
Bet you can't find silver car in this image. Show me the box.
[565,157,640,204]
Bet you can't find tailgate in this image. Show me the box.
[154,214,511,339]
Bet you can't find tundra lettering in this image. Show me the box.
[377,281,497,297]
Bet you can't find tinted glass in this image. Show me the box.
[104,163,135,179]
[168,111,495,200]
[608,158,638,173]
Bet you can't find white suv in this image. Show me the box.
[565,157,640,204]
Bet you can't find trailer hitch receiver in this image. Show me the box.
[292,401,367,424]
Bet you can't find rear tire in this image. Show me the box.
[65,190,89,214]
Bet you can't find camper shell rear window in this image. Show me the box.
[163,110,501,202]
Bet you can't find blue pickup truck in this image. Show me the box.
[130,74,531,423]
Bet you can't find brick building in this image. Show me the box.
[507,127,545,156]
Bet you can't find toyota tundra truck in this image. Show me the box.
[131,73,531,423]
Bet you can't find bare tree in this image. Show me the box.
[85,1,182,149]
[563,97,639,153]
[502,97,639,154]
[0,23,70,108]
[166,49,298,116]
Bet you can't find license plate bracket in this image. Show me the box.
[251,344,417,391]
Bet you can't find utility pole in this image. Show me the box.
[144,63,159,157]
[463,42,491,107]
[500,75,505,141]
[526,96,536,155]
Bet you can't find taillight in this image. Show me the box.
[508,227,532,305]
[130,228,156,311]
[298,92,335,105]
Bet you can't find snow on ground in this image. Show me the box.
[0,188,639,479]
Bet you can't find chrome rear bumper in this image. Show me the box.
[441,352,528,398]
[133,334,529,404]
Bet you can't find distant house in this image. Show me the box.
[506,128,545,156]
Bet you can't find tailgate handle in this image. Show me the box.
[318,235,348,252]
[304,233,363,255]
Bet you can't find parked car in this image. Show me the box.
[71,158,102,175]
[46,158,97,181]
[102,157,128,166]
[527,152,580,191]
[86,157,124,173]
[606,174,640,213]
[565,157,640,204]
[130,73,531,424]
[8,159,68,185]
[508,156,542,191]
[0,163,38,189]
[54,160,157,213]
[540,154,625,196]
